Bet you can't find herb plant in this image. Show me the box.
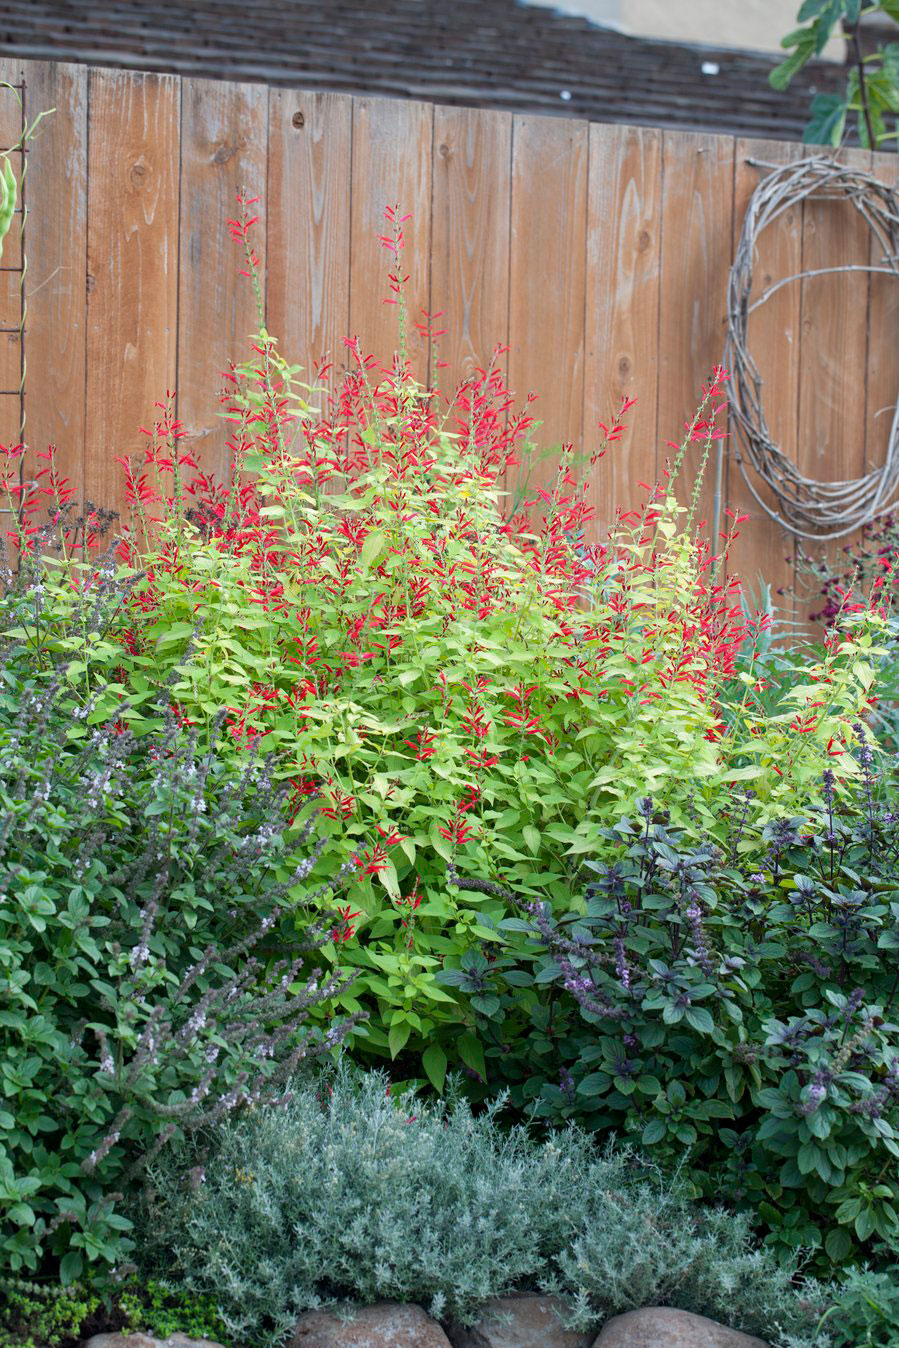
[449,749,899,1272]
[0,579,358,1283]
[134,1067,823,1347]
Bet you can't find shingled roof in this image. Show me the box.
[0,0,848,141]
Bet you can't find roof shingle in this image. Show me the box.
[0,0,851,141]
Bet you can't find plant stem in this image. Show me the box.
[853,18,878,149]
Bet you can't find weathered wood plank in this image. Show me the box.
[430,104,512,400]
[84,67,180,518]
[0,58,24,457]
[176,76,268,483]
[507,112,588,514]
[656,130,735,545]
[727,139,806,627]
[864,149,899,528]
[267,88,353,406]
[19,60,88,505]
[796,146,872,607]
[349,96,433,383]
[584,122,661,539]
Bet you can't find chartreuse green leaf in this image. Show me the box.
[359,529,387,572]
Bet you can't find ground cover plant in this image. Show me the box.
[0,572,359,1285]
[133,1066,826,1347]
[7,200,890,1098]
[0,1274,229,1348]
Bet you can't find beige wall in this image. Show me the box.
[523,0,845,59]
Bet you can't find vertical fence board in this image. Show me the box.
[176,77,268,482]
[0,59,24,455]
[796,147,872,602]
[507,113,588,512]
[584,123,661,538]
[865,153,899,519]
[0,61,22,274]
[728,139,805,625]
[19,61,88,502]
[267,89,353,406]
[430,105,512,402]
[657,131,735,541]
[349,96,433,382]
[85,68,180,517]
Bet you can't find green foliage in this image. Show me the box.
[114,1278,231,1343]
[0,1276,99,1348]
[557,1199,825,1342]
[3,202,896,1331]
[451,764,899,1274]
[795,519,899,752]
[20,285,889,1096]
[133,1068,823,1347]
[0,592,355,1284]
[0,1273,230,1347]
[771,2,899,149]
[819,1249,899,1344]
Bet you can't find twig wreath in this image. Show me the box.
[724,155,899,541]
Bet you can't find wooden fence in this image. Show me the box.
[2,57,898,614]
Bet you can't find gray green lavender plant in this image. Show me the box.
[444,747,899,1274]
[0,576,362,1285]
[133,1067,824,1347]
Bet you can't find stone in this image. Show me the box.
[592,1307,768,1348]
[82,1336,226,1348]
[164,1339,227,1348]
[288,1301,452,1348]
[82,1338,159,1348]
[446,1294,592,1348]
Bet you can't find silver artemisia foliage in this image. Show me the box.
[136,1068,826,1348]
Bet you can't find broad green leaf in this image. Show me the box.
[804,91,848,146]
[522,824,541,855]
[642,1118,667,1145]
[770,28,818,88]
[684,1007,715,1035]
[422,1042,447,1093]
[359,529,387,572]
[60,1251,84,1285]
[388,1020,412,1059]
[457,1031,487,1082]
[825,1225,853,1262]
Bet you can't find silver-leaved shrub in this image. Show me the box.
[134,1067,825,1346]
